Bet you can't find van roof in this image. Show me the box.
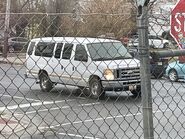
[30,37,119,44]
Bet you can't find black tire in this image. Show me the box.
[164,43,169,48]
[150,45,155,49]
[89,77,105,100]
[39,72,53,92]
[152,71,163,79]
[168,69,178,82]
[131,86,141,97]
[9,46,14,53]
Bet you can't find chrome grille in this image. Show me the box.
[116,67,140,80]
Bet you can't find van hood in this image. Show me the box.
[93,58,140,69]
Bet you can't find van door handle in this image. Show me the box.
[72,66,76,71]
[61,65,63,70]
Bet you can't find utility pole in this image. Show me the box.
[137,0,154,139]
[73,0,80,36]
[3,0,11,58]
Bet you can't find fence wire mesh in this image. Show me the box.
[0,0,184,139]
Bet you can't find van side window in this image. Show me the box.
[54,43,63,58]
[74,45,88,62]
[35,42,55,57]
[28,42,35,55]
[62,43,73,59]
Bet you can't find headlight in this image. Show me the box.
[104,69,114,80]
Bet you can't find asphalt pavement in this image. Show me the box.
[0,53,28,138]
[1,53,185,138]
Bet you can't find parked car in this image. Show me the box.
[150,57,168,78]
[161,30,177,45]
[25,37,141,99]
[128,47,168,78]
[165,60,185,82]
[128,35,170,49]
[8,37,29,52]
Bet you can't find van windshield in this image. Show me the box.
[87,42,132,61]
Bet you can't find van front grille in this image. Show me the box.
[115,67,140,80]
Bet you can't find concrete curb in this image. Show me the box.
[0,57,25,65]
[0,52,26,65]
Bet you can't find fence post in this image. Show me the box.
[3,0,11,58]
[137,3,154,139]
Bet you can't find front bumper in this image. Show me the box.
[101,80,141,91]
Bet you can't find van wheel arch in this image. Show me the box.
[39,70,48,77]
[89,75,100,83]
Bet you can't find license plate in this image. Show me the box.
[158,62,162,65]
[129,85,136,91]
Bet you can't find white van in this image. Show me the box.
[25,37,141,99]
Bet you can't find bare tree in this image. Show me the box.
[43,0,75,36]
[78,0,137,38]
[0,0,6,13]
[2,0,137,38]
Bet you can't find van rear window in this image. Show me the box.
[35,42,55,57]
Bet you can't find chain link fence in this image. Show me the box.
[0,1,185,139]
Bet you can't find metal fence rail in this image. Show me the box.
[0,1,185,139]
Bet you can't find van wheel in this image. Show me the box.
[89,77,105,100]
[39,72,53,92]
[131,86,141,97]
